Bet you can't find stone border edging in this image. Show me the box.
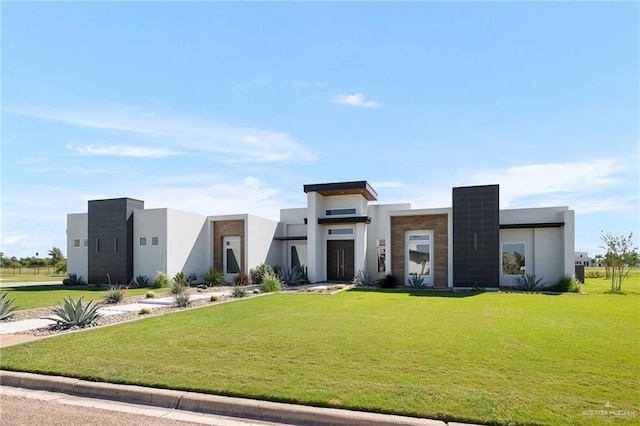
[0,370,446,426]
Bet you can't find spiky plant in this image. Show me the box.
[0,292,18,320]
[407,273,427,289]
[232,286,247,298]
[277,266,304,288]
[352,270,378,287]
[103,285,127,304]
[64,273,87,286]
[260,271,282,293]
[202,268,224,287]
[134,274,150,287]
[175,292,192,307]
[515,274,544,291]
[45,297,102,329]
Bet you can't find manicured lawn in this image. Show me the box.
[0,269,65,284]
[1,285,638,425]
[1,285,168,310]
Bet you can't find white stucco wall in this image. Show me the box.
[66,213,88,280]
[246,214,280,269]
[133,209,168,280]
[499,206,575,287]
[365,203,411,275]
[166,209,208,278]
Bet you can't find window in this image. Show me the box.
[328,228,353,235]
[96,239,100,253]
[326,208,356,216]
[151,236,159,246]
[140,237,147,246]
[407,232,431,276]
[83,239,88,248]
[73,239,81,248]
[224,236,241,274]
[291,244,307,271]
[502,243,525,275]
[377,239,386,273]
[114,238,118,253]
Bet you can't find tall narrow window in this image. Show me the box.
[377,239,386,273]
[96,239,100,253]
[224,236,241,274]
[502,243,525,275]
[291,244,307,271]
[114,238,118,253]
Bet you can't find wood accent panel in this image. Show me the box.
[391,214,448,287]
[213,220,245,272]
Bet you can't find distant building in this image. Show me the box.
[575,252,594,266]
[67,181,576,288]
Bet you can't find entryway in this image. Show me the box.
[326,240,354,281]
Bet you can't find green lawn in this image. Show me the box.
[1,279,638,425]
[0,268,65,284]
[1,285,168,310]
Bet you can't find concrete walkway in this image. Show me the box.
[0,290,233,335]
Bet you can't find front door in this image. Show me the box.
[327,240,354,281]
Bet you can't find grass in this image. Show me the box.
[0,267,65,284]
[1,271,639,425]
[1,285,169,310]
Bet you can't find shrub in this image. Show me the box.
[0,292,18,320]
[146,291,156,298]
[45,297,102,329]
[232,286,247,298]
[175,292,192,307]
[63,273,87,286]
[104,285,127,304]
[550,275,582,293]
[55,259,67,275]
[515,274,544,291]
[407,273,427,289]
[210,295,219,302]
[134,274,150,287]
[586,270,602,279]
[250,263,274,285]
[276,266,304,287]
[170,272,190,294]
[261,272,282,292]
[139,306,153,315]
[352,270,378,287]
[151,272,171,289]
[378,274,400,288]
[232,272,251,286]
[202,268,224,287]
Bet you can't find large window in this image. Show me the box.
[224,236,241,274]
[502,243,525,275]
[407,233,431,276]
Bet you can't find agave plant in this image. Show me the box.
[515,273,544,291]
[202,267,224,287]
[407,273,428,288]
[174,292,192,307]
[277,266,304,288]
[0,292,18,320]
[45,297,102,329]
[134,274,149,287]
[352,270,378,287]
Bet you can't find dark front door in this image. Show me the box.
[327,240,354,281]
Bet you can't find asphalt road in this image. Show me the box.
[0,387,288,426]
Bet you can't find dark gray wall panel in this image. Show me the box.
[452,185,499,287]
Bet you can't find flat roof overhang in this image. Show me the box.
[318,216,372,225]
[500,222,564,229]
[303,181,378,201]
[273,236,308,241]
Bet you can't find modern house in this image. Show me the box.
[66,181,575,288]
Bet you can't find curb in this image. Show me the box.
[0,370,448,426]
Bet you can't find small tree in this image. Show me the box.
[600,231,639,293]
[48,247,65,264]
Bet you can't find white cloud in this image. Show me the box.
[67,144,183,158]
[331,93,380,108]
[1,234,55,254]
[470,159,625,207]
[7,105,317,164]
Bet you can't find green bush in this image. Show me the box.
[407,273,427,289]
[550,275,582,293]
[139,306,152,315]
[202,268,224,287]
[104,285,127,304]
[45,297,102,329]
[232,272,251,286]
[232,286,247,298]
[63,273,87,286]
[55,259,67,275]
[250,263,274,285]
[151,272,171,289]
[146,291,156,299]
[378,274,400,288]
[0,292,18,320]
[210,295,219,302]
[170,280,187,295]
[585,270,602,279]
[261,272,282,293]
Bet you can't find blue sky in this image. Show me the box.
[1,1,638,259]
